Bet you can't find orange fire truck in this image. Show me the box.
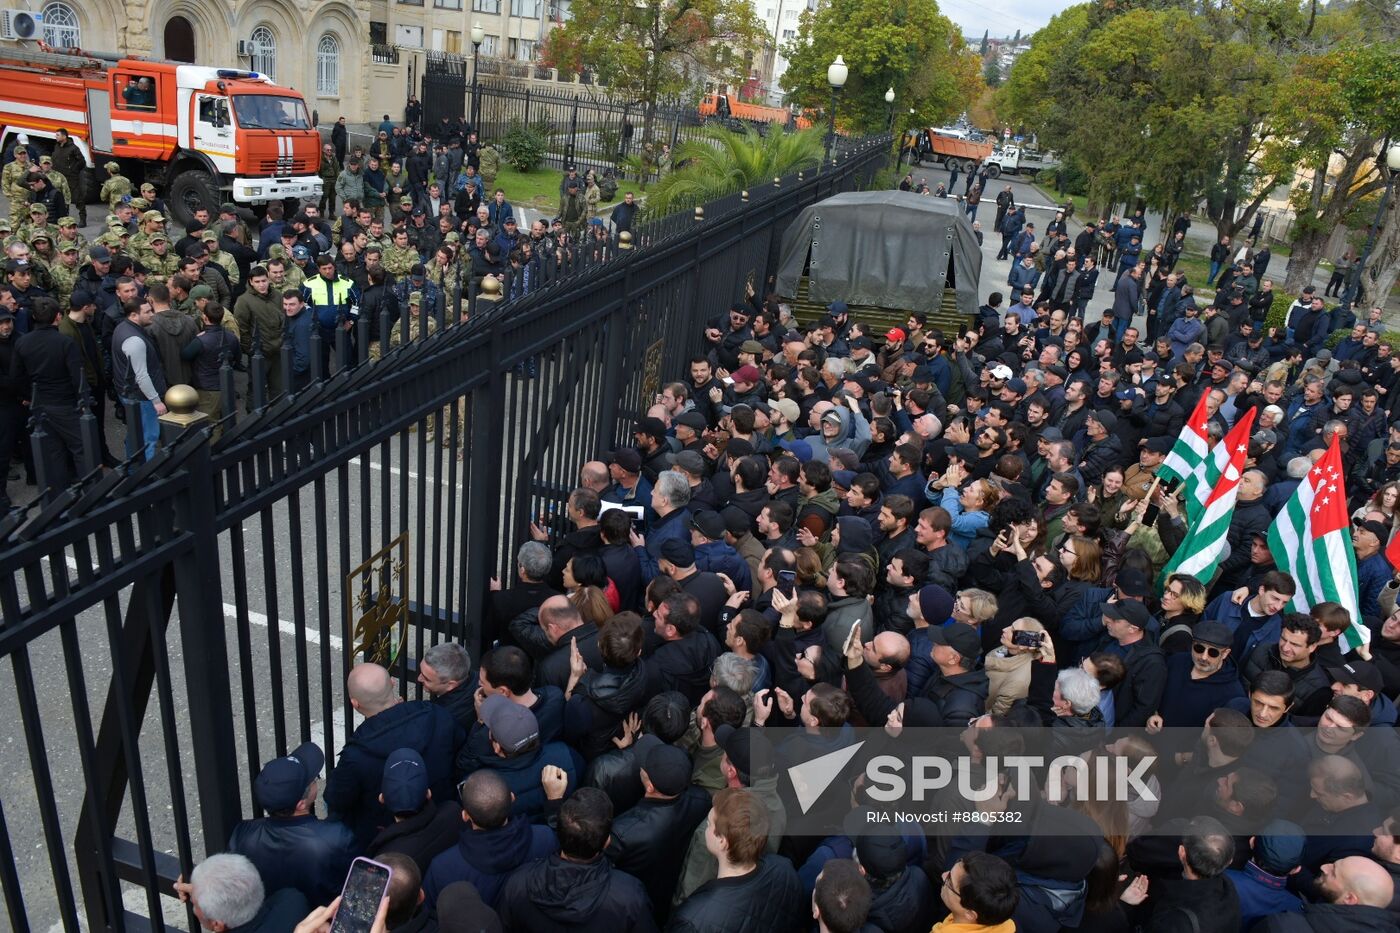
[0,45,321,225]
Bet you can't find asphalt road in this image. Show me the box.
[0,171,1103,931]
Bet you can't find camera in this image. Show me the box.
[1011,630,1044,648]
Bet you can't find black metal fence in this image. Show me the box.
[0,136,889,931]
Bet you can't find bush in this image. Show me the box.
[499,121,548,172]
[1265,290,1292,331]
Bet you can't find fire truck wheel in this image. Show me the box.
[169,170,220,227]
[986,164,1002,180]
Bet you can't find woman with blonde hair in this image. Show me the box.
[1057,534,1103,584]
[935,462,1002,549]
[1156,573,1206,652]
[985,617,1047,715]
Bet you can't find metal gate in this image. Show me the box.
[0,137,889,931]
[421,52,467,128]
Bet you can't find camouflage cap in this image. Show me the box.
[96,233,122,247]
[200,229,218,242]
[38,155,51,165]
[444,232,460,244]
[129,198,149,211]
[141,183,157,193]
[140,210,164,222]
[400,196,413,206]
[0,221,13,233]
[189,283,214,300]
[57,217,76,228]
[266,243,286,259]
[104,214,118,225]
[27,202,45,213]
[149,232,168,244]
[29,231,50,242]
[409,290,422,305]
[105,161,120,172]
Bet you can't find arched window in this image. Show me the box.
[316,34,340,95]
[41,2,79,48]
[249,25,276,80]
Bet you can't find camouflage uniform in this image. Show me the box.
[128,211,166,262]
[55,218,86,256]
[49,255,81,305]
[382,240,418,277]
[142,236,180,286]
[99,163,133,210]
[389,196,415,227]
[38,157,71,206]
[17,206,57,246]
[202,234,241,287]
[2,154,34,227]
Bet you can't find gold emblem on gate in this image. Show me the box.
[346,533,410,666]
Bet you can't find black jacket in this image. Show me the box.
[323,701,465,845]
[605,788,712,924]
[548,525,604,590]
[1112,640,1167,728]
[647,631,721,706]
[566,662,650,760]
[498,854,658,933]
[845,658,988,729]
[226,813,358,906]
[667,854,804,933]
[866,865,937,933]
[368,800,464,876]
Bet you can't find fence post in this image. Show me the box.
[523,85,531,127]
[566,96,580,168]
[160,386,242,856]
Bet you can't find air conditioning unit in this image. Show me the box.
[0,9,42,41]
[236,38,253,57]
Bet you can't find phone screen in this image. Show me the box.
[330,858,393,933]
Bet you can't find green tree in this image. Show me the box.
[541,0,767,143]
[1269,42,1400,291]
[641,124,824,215]
[982,57,1001,88]
[979,29,989,56]
[779,0,981,136]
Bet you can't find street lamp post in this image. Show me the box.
[1342,142,1400,313]
[824,55,848,167]
[469,21,485,133]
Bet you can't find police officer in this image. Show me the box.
[301,253,360,374]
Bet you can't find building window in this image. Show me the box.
[480,34,498,56]
[472,0,500,12]
[510,0,539,16]
[250,25,276,79]
[780,28,794,39]
[508,38,536,60]
[316,34,340,95]
[435,0,463,8]
[41,2,79,47]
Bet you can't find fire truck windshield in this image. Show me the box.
[232,95,310,130]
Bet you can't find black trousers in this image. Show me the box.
[33,405,86,495]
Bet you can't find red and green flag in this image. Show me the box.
[1161,408,1256,586]
[1267,436,1367,652]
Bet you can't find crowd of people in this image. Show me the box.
[168,208,1400,933]
[0,114,643,510]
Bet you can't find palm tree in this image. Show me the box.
[643,124,825,217]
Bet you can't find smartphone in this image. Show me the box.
[722,377,735,386]
[1012,630,1044,648]
[777,569,797,584]
[330,858,393,933]
[1140,502,1161,526]
[631,516,646,534]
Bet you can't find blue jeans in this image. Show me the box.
[121,398,159,462]
[966,204,978,222]
[1208,260,1222,284]
[1114,317,1131,341]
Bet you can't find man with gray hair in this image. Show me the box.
[632,469,693,580]
[485,540,560,649]
[174,852,309,932]
[418,641,474,729]
[324,662,464,845]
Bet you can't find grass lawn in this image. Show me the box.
[495,165,566,212]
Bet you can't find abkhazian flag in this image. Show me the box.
[1160,407,1256,586]
[1156,390,1211,521]
[1267,436,1368,652]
